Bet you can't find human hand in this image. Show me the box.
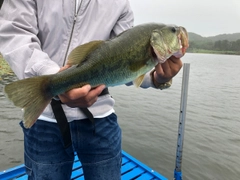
[153,55,183,84]
[152,25,188,85]
[58,65,106,108]
[58,84,106,108]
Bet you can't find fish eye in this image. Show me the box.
[171,27,177,33]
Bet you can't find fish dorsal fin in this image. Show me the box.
[133,74,145,87]
[67,40,104,65]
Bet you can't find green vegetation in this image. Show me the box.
[187,32,240,55]
[0,55,14,79]
[189,49,239,55]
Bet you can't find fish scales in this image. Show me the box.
[49,23,167,95]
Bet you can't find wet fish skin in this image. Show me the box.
[50,23,165,94]
[4,23,189,128]
[50,23,187,94]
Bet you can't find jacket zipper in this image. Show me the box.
[62,0,83,66]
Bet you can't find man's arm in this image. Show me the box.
[59,0,135,108]
[129,56,183,90]
[0,1,99,108]
[110,1,183,90]
[0,0,60,79]
[111,0,134,37]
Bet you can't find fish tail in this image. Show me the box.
[4,75,53,128]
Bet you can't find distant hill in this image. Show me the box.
[188,32,240,42]
[208,33,240,42]
[188,33,207,41]
[187,32,240,55]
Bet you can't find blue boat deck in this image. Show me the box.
[0,151,167,180]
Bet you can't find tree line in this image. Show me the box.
[213,39,240,51]
[188,39,240,54]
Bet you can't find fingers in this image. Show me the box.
[59,65,71,72]
[81,85,106,106]
[169,55,182,64]
[168,56,183,75]
[59,84,106,108]
[156,60,171,76]
[60,84,92,101]
[57,65,106,108]
[154,56,183,83]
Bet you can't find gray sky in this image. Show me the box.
[129,0,240,37]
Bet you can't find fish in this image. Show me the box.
[4,23,189,128]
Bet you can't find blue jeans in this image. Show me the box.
[20,113,122,180]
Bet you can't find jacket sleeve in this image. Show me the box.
[111,0,134,37]
[0,0,60,79]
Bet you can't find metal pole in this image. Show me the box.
[174,63,190,180]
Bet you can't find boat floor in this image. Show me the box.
[0,151,167,180]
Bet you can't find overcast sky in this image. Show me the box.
[129,0,240,37]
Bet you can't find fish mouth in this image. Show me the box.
[179,26,189,55]
[169,27,189,59]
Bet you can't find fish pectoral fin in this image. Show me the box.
[133,74,145,87]
[67,40,104,65]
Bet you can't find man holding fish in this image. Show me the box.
[0,0,187,179]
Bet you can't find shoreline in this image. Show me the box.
[187,49,240,55]
[0,50,239,76]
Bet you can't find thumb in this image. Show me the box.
[59,65,71,72]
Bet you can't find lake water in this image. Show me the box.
[0,53,240,180]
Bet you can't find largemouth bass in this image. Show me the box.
[4,23,189,128]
